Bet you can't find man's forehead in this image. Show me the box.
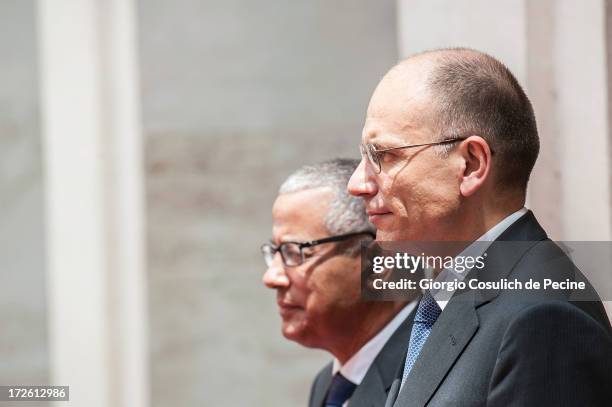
[272,188,333,237]
[371,75,430,111]
[273,187,334,210]
[362,117,412,143]
[272,187,334,221]
[363,91,433,143]
[362,58,438,142]
[368,65,432,111]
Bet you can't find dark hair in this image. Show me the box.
[426,48,539,192]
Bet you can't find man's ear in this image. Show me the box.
[458,136,492,197]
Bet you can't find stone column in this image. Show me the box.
[37,0,148,405]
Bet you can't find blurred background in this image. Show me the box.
[1,0,611,406]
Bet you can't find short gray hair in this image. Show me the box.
[424,48,539,192]
[279,158,375,240]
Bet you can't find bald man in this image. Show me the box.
[348,48,612,406]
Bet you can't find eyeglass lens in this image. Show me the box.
[360,144,381,173]
[261,242,303,267]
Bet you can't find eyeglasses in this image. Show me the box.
[360,137,467,173]
[261,231,375,267]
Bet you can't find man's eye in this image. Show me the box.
[302,247,317,258]
[379,151,395,162]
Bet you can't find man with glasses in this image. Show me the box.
[262,158,418,407]
[348,48,611,406]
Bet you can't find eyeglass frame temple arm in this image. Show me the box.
[300,231,376,248]
[374,137,468,153]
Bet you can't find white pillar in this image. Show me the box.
[552,0,610,240]
[397,0,527,83]
[37,0,148,406]
[527,0,612,316]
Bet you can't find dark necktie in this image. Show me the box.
[401,291,442,384]
[325,372,357,407]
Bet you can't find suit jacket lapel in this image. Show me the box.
[349,368,385,407]
[310,364,332,407]
[350,305,418,407]
[393,291,479,407]
[393,210,549,406]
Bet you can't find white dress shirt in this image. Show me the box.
[330,300,417,405]
[431,207,528,310]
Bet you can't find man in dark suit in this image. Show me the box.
[262,159,418,407]
[348,48,612,406]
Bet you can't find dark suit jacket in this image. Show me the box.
[393,211,612,407]
[309,307,417,407]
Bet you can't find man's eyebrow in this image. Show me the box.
[278,235,300,244]
[369,133,406,146]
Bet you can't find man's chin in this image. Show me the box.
[376,229,405,241]
[281,318,302,340]
[281,328,308,347]
[281,321,319,348]
[376,221,420,241]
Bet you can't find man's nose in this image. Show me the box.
[348,158,378,197]
[262,256,290,289]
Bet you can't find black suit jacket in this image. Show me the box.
[309,307,417,407]
[393,211,612,407]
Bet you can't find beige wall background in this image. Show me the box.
[0,0,610,406]
[140,0,397,406]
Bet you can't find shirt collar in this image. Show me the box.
[433,207,528,310]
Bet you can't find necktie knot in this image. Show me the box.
[414,291,442,326]
[325,373,356,407]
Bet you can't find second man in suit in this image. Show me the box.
[262,158,417,407]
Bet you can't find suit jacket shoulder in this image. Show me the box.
[394,211,612,407]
